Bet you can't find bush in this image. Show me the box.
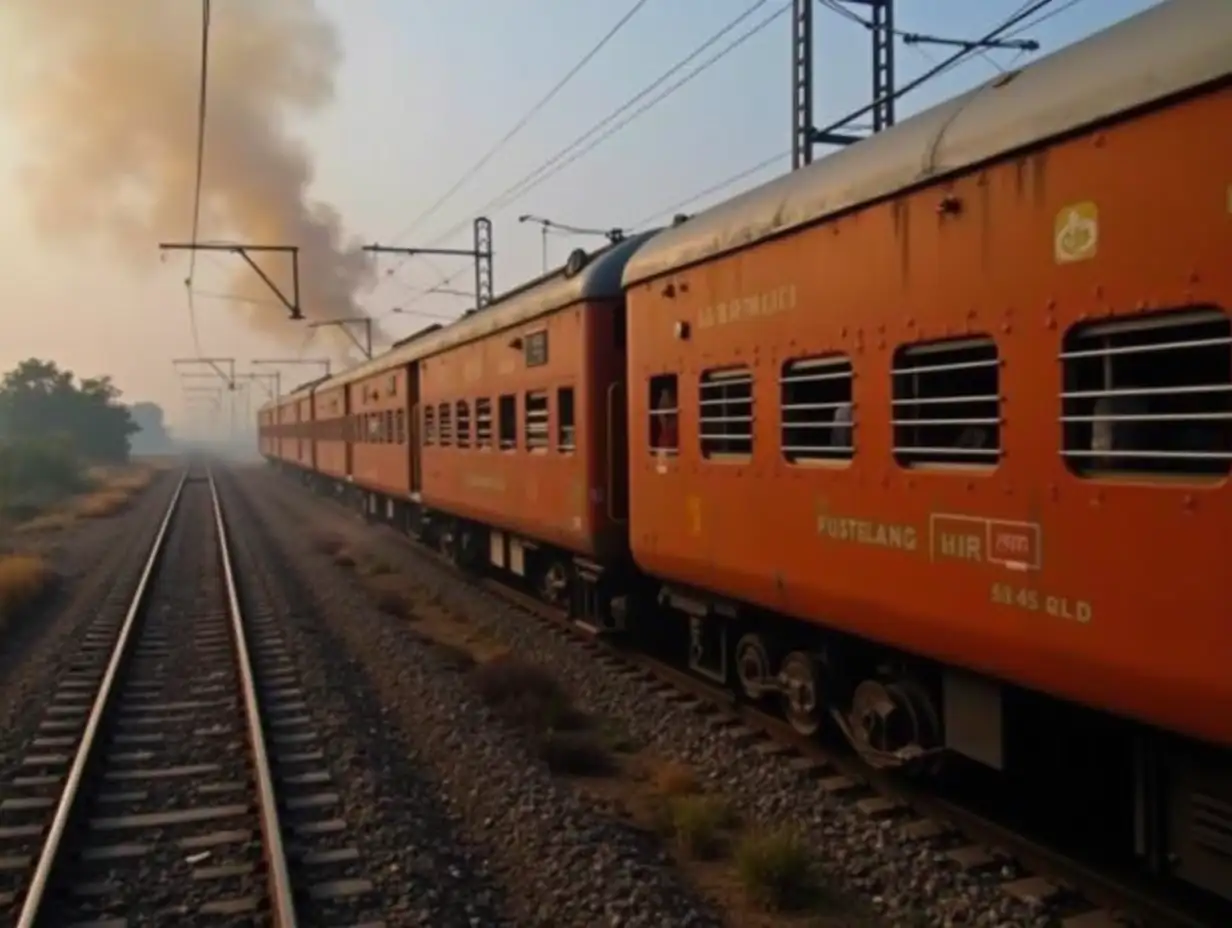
[669,795,733,860]
[0,435,87,517]
[0,554,54,625]
[734,828,819,911]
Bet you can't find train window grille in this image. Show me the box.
[438,403,453,446]
[892,337,1001,467]
[557,387,576,453]
[649,374,679,456]
[780,355,854,463]
[700,367,753,459]
[1060,307,1231,478]
[525,330,548,368]
[385,410,394,444]
[456,400,471,449]
[396,409,406,445]
[475,398,493,448]
[424,406,436,445]
[526,391,549,452]
[367,413,383,444]
[499,394,517,450]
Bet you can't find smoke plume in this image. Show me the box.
[0,0,385,361]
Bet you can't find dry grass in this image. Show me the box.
[734,828,823,912]
[0,554,55,627]
[14,464,155,534]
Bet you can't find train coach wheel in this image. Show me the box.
[538,560,571,610]
[849,678,940,763]
[735,633,773,702]
[779,650,823,737]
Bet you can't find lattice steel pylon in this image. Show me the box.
[793,0,896,170]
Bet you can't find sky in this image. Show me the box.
[0,0,1163,439]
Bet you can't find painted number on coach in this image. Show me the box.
[697,284,798,330]
[990,582,1092,624]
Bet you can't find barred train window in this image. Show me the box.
[526,391,549,451]
[648,374,678,456]
[438,403,452,446]
[395,409,406,445]
[423,406,436,445]
[892,337,1001,467]
[475,398,493,448]
[700,367,753,458]
[780,355,853,463]
[1061,307,1231,478]
[498,394,517,450]
[456,401,471,449]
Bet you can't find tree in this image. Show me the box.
[128,401,173,454]
[0,358,138,463]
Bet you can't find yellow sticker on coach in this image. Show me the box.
[1054,201,1098,264]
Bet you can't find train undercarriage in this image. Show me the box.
[272,459,1232,909]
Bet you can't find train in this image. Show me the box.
[259,0,1232,903]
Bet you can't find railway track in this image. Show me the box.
[273,477,1220,928]
[0,467,372,926]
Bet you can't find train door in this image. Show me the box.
[606,381,628,522]
[408,362,422,495]
[344,389,354,478]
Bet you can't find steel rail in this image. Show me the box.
[208,467,299,927]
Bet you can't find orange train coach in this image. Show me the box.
[260,0,1232,904]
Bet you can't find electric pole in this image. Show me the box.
[159,242,303,319]
[792,0,1038,169]
[364,217,494,311]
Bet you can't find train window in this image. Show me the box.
[456,401,471,449]
[649,374,678,456]
[499,394,517,450]
[699,367,753,459]
[526,391,549,452]
[384,410,394,444]
[438,403,453,446]
[475,398,493,449]
[396,409,406,445]
[424,406,436,445]
[368,413,383,444]
[1060,307,1231,478]
[557,387,576,453]
[780,355,854,463]
[892,337,1001,467]
[524,330,548,368]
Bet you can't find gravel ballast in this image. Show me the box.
[240,465,1085,928]
[223,469,728,928]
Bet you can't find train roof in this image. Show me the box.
[320,229,659,391]
[623,0,1232,287]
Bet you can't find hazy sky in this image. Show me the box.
[0,0,1162,436]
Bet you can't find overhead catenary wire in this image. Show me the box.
[416,0,783,255]
[382,0,653,249]
[383,0,784,291]
[631,0,1062,228]
[184,0,212,354]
